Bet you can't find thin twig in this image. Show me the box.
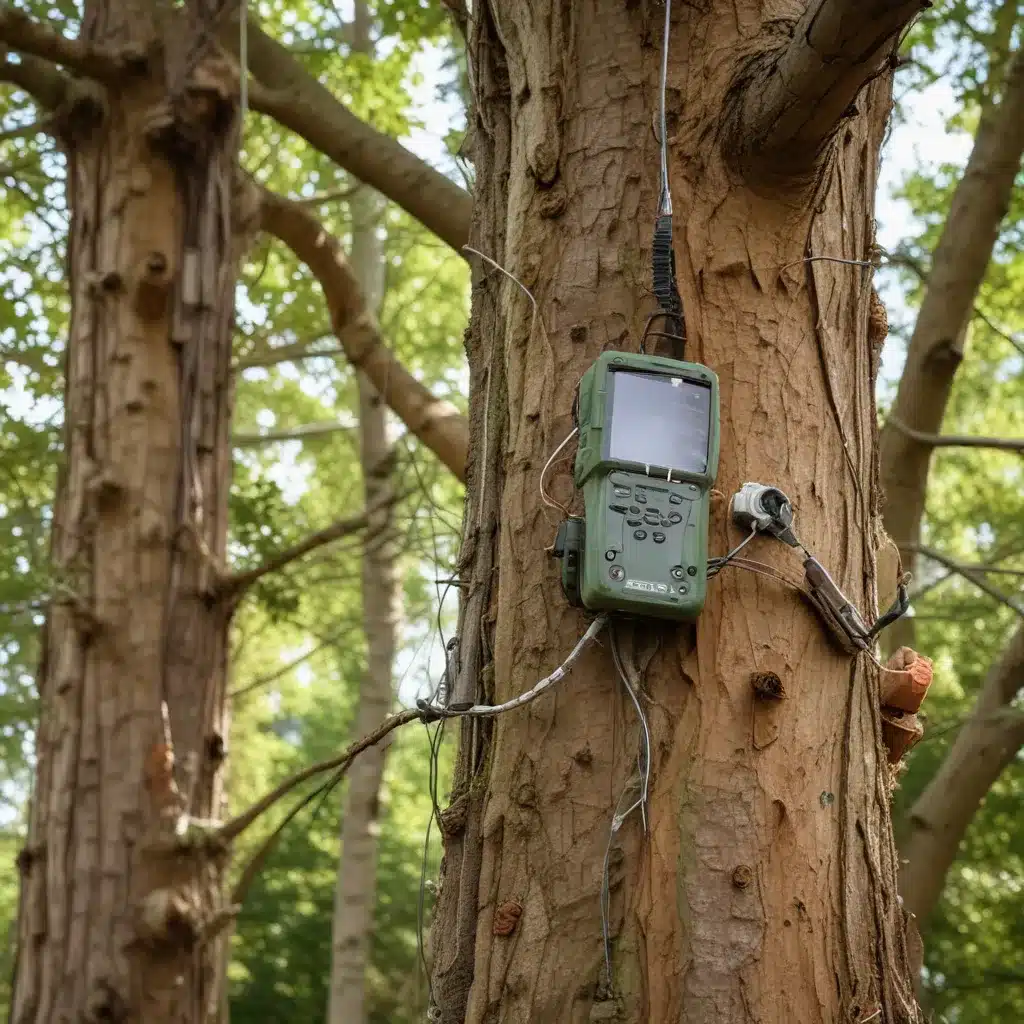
[908,544,1024,617]
[232,420,355,445]
[229,621,358,699]
[972,305,1024,359]
[216,488,402,598]
[218,707,421,843]
[886,415,1024,453]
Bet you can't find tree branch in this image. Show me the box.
[908,545,1024,617]
[216,489,399,598]
[234,341,341,371]
[230,621,358,699]
[222,14,471,253]
[726,0,927,181]
[879,43,1024,563]
[0,51,68,109]
[0,6,138,81]
[898,625,1024,923]
[232,420,354,446]
[219,707,420,846]
[886,416,1024,453]
[883,249,1024,359]
[259,185,468,482]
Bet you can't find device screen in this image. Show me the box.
[606,370,711,474]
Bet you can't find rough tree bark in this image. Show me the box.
[430,2,924,1022]
[10,3,253,1021]
[326,8,400,1020]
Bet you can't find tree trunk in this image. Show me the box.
[431,3,920,1022]
[12,5,248,1022]
[897,624,1024,925]
[878,42,1024,653]
[327,8,400,1014]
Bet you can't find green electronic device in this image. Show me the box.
[552,351,720,620]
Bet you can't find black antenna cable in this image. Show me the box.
[648,0,686,360]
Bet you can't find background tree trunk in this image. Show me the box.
[327,9,400,1021]
[878,42,1024,654]
[897,624,1024,925]
[431,3,919,1022]
[11,4,247,1021]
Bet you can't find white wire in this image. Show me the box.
[610,627,651,832]
[462,245,540,340]
[540,426,578,513]
[462,245,542,531]
[707,525,758,577]
[658,0,672,216]
[427,614,609,719]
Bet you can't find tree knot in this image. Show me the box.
[493,899,523,936]
[751,671,785,700]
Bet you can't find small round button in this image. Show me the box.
[605,550,617,561]
[629,505,640,514]
[687,566,697,576]
[660,518,671,527]
[636,495,647,504]
[633,529,647,540]
[609,565,624,581]
[668,512,683,524]
[671,566,684,580]
[669,494,683,505]
[653,532,666,544]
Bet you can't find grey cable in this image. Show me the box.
[425,615,609,719]
[707,525,759,577]
[658,0,673,216]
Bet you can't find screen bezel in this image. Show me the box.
[601,366,713,477]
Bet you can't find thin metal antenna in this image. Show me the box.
[658,0,672,217]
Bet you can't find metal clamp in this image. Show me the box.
[728,482,912,653]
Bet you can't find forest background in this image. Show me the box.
[0,1,1021,1022]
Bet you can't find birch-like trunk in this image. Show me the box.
[326,10,400,1019]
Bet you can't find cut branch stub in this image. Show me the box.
[723,0,926,186]
[880,709,924,764]
[879,647,933,715]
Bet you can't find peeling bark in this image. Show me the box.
[431,3,919,1022]
[11,4,251,1021]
